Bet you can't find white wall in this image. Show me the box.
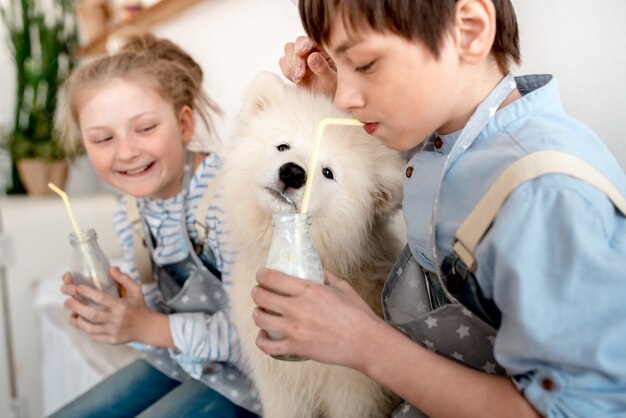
[514,0,626,167]
[0,0,624,186]
[151,0,304,146]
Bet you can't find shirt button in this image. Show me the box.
[540,377,556,392]
[434,137,443,149]
[405,166,414,178]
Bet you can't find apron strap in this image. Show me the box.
[192,171,221,244]
[453,151,626,271]
[126,195,155,284]
[126,154,220,283]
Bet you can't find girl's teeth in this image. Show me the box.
[126,165,148,175]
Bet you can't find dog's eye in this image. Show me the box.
[322,167,335,180]
[276,143,290,152]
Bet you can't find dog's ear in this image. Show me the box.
[372,154,404,219]
[240,72,288,118]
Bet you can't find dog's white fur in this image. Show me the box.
[221,72,404,418]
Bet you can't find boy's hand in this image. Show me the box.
[62,267,169,346]
[279,36,337,96]
[251,268,382,369]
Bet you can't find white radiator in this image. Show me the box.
[0,193,133,418]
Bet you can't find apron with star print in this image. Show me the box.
[128,153,261,414]
[384,75,517,418]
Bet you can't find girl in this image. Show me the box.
[254,0,626,417]
[53,34,259,418]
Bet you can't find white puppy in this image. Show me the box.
[221,72,404,418]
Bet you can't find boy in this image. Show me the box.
[252,0,626,416]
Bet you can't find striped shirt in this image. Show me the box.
[113,153,240,377]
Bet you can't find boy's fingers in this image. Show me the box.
[308,52,334,77]
[255,329,291,357]
[294,36,316,55]
[255,268,312,297]
[283,40,295,56]
[280,41,306,82]
[252,306,286,332]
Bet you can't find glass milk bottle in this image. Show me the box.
[265,211,324,361]
[70,229,119,307]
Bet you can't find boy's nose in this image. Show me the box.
[333,77,365,112]
[279,162,306,189]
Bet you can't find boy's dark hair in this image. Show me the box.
[299,0,521,73]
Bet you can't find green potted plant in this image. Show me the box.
[1,0,78,194]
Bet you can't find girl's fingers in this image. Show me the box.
[68,312,79,327]
[90,334,122,345]
[61,283,78,296]
[61,272,78,296]
[64,297,105,324]
[109,266,141,298]
[75,284,116,308]
[72,314,107,336]
[62,272,73,284]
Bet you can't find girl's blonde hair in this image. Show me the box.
[58,33,221,155]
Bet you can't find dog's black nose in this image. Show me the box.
[279,162,307,189]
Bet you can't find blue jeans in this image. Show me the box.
[48,359,258,418]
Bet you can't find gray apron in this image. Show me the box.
[137,155,261,414]
[383,74,517,417]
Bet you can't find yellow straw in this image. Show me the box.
[300,118,364,214]
[48,183,83,239]
[48,182,102,291]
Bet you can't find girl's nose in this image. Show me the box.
[333,75,365,112]
[115,136,139,160]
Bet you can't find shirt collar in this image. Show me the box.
[419,74,559,156]
[479,74,561,140]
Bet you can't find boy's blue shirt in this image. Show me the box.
[403,74,626,416]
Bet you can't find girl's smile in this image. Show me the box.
[117,161,156,176]
[78,79,194,199]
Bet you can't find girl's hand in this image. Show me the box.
[251,268,385,369]
[63,267,165,346]
[61,272,78,296]
[279,36,337,96]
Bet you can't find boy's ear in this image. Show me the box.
[453,0,497,65]
[178,105,195,145]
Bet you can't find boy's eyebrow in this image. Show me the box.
[332,41,353,56]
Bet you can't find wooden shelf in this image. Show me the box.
[76,0,204,57]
